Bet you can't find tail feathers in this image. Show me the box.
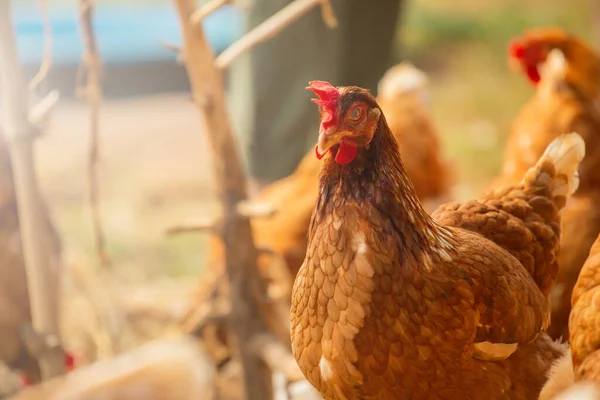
[377,62,429,99]
[521,132,585,212]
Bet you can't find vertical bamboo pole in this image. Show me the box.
[0,0,65,380]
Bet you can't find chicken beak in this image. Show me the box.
[317,128,351,155]
[508,56,522,73]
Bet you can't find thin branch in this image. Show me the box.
[190,0,234,25]
[190,308,230,337]
[159,40,181,53]
[69,263,135,358]
[173,0,275,396]
[236,199,277,218]
[250,334,305,382]
[215,0,337,69]
[29,0,53,92]
[28,90,60,127]
[159,40,185,64]
[77,0,109,267]
[318,0,337,28]
[164,216,220,236]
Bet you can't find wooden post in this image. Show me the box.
[171,1,274,398]
[0,0,65,380]
[170,0,336,398]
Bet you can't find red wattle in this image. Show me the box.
[335,141,358,165]
[315,144,325,160]
[20,373,31,387]
[65,352,75,371]
[526,65,540,84]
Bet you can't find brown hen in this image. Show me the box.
[291,81,580,399]
[570,233,600,383]
[493,27,600,340]
[540,234,600,400]
[180,63,451,364]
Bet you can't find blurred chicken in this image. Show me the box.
[539,350,576,400]
[291,81,578,399]
[569,234,600,383]
[0,134,70,386]
[181,62,453,365]
[496,27,600,190]
[492,27,600,340]
[377,62,453,209]
[540,234,600,400]
[7,336,215,400]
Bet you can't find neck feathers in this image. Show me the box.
[313,114,441,247]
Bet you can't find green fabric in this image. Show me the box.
[228,0,404,182]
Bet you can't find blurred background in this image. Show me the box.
[3,0,599,394]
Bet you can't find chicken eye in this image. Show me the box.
[349,107,362,121]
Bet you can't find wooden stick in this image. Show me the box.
[164,216,220,235]
[0,0,65,379]
[236,199,278,218]
[28,90,60,126]
[172,0,274,398]
[29,0,53,92]
[190,0,234,25]
[159,40,185,64]
[77,0,109,267]
[318,0,337,28]
[215,0,337,69]
[250,334,304,382]
[69,262,135,358]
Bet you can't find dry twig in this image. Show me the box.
[191,0,235,25]
[249,334,304,382]
[164,216,220,236]
[172,0,339,397]
[172,0,283,396]
[77,0,109,267]
[159,40,186,64]
[29,0,53,93]
[215,0,337,69]
[28,90,59,126]
[236,199,277,218]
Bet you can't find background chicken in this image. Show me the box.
[6,336,215,400]
[490,27,600,340]
[376,62,453,210]
[0,134,67,387]
[291,82,578,399]
[180,62,453,365]
[539,233,600,400]
[569,233,600,384]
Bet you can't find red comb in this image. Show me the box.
[509,39,525,59]
[306,80,340,130]
[306,80,339,99]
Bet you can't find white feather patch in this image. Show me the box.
[473,342,518,361]
[319,356,334,382]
